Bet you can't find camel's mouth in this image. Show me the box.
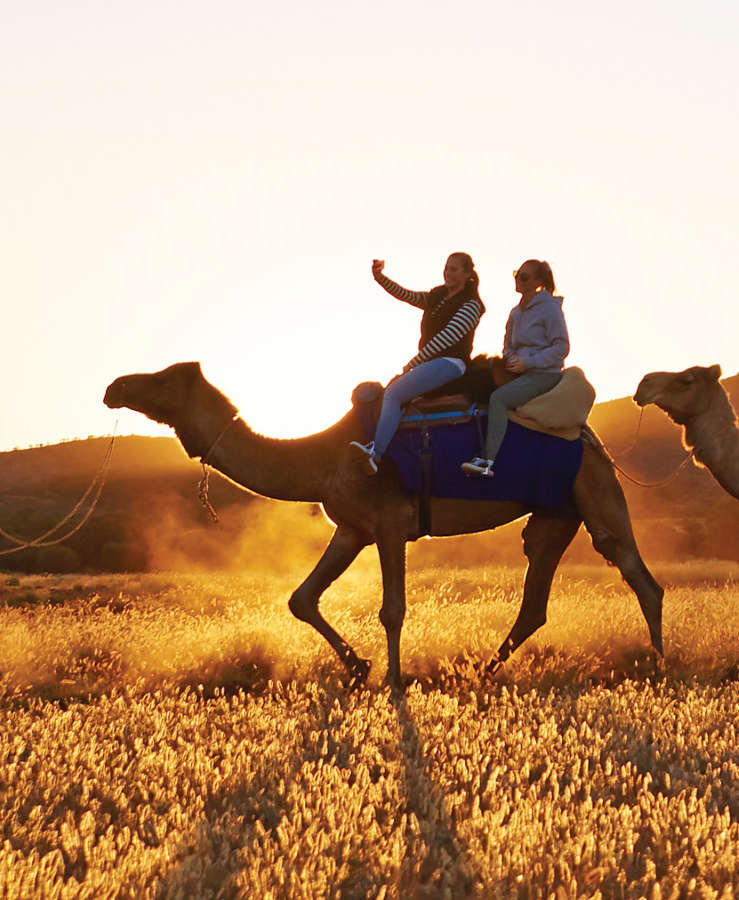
[103,375,155,416]
[633,378,664,408]
[633,390,653,408]
[104,378,129,409]
[102,372,181,428]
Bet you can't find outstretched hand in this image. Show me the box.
[372,259,385,279]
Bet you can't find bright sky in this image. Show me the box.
[3,0,738,450]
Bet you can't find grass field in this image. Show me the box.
[0,559,738,898]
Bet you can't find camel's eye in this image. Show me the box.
[677,376,694,389]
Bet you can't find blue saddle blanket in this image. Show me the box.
[364,408,583,508]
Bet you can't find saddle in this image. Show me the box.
[351,377,585,534]
[399,365,595,440]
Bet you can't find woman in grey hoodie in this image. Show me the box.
[461,259,569,477]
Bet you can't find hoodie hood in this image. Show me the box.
[524,289,564,309]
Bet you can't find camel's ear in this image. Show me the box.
[160,361,201,375]
[184,362,203,385]
[160,361,203,385]
[707,364,722,381]
[178,362,202,377]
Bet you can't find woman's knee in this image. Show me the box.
[488,394,509,417]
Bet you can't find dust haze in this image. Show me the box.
[134,488,736,577]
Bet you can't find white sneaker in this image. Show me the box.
[461,457,494,477]
[350,440,379,474]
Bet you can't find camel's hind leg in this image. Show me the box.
[376,533,407,690]
[575,447,665,665]
[289,525,372,687]
[487,514,581,675]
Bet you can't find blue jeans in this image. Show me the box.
[485,371,562,460]
[374,358,463,458]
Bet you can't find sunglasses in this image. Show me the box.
[513,269,531,282]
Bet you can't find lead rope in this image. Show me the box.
[588,411,696,489]
[198,413,240,523]
[610,450,696,488]
[198,464,219,523]
[608,406,645,458]
[608,416,737,488]
[0,422,118,556]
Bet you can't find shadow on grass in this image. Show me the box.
[390,692,488,896]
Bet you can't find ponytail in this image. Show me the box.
[518,258,557,294]
[538,261,556,294]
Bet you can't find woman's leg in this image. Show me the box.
[485,372,562,460]
[374,358,462,458]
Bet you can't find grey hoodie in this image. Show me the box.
[503,289,570,373]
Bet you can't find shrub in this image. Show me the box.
[99,541,147,572]
[34,546,80,574]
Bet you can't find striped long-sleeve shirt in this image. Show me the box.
[375,273,484,371]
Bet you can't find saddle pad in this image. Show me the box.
[515,366,596,429]
[385,416,584,506]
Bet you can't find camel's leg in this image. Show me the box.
[376,534,407,690]
[575,449,665,665]
[487,514,581,675]
[288,525,371,686]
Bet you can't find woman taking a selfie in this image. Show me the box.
[352,253,485,473]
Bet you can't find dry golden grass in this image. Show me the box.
[0,559,737,898]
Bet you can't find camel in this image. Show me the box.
[634,364,739,500]
[104,361,665,689]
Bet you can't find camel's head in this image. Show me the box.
[634,364,722,424]
[104,362,204,423]
[104,362,238,457]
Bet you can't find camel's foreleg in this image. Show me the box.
[575,450,665,667]
[487,514,580,676]
[288,525,371,687]
[376,534,407,690]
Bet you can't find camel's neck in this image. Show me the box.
[164,377,352,503]
[201,418,336,503]
[682,387,739,497]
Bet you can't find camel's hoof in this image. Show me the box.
[653,654,667,681]
[382,674,406,695]
[485,656,504,679]
[347,657,371,692]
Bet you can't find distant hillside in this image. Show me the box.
[0,436,263,573]
[0,375,737,572]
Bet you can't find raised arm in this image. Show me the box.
[404,297,484,371]
[372,259,430,310]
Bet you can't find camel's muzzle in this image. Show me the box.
[633,379,660,407]
[104,377,130,409]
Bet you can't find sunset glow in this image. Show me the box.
[2,0,738,450]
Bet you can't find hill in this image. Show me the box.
[0,436,265,573]
[0,375,737,572]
